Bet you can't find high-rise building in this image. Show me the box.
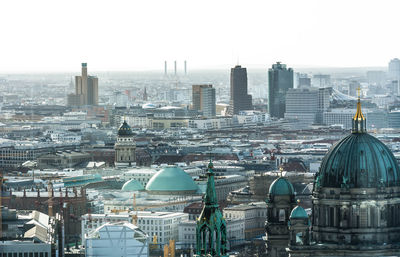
[388,58,400,80]
[229,65,253,115]
[67,63,98,106]
[192,84,216,117]
[284,88,319,128]
[267,62,293,118]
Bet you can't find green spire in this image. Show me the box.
[195,161,227,257]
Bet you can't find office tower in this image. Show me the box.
[174,60,177,76]
[184,60,187,75]
[296,73,311,88]
[367,70,386,85]
[348,81,359,97]
[284,88,318,128]
[192,84,216,117]
[312,74,331,88]
[68,63,98,106]
[388,58,400,80]
[164,61,167,76]
[267,62,293,118]
[229,65,253,115]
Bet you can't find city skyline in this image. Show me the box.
[1,0,400,72]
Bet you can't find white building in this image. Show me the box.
[123,168,158,187]
[82,211,188,246]
[0,241,52,257]
[388,58,400,80]
[223,202,267,240]
[85,222,149,257]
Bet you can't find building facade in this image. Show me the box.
[67,63,99,106]
[230,65,253,115]
[268,62,293,118]
[192,84,216,117]
[114,120,136,167]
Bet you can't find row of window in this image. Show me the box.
[1,253,49,257]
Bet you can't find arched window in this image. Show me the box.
[279,209,286,222]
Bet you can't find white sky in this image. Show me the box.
[0,0,399,72]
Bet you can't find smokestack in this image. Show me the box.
[174,60,177,76]
[164,61,167,76]
[184,60,187,75]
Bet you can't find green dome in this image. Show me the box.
[145,166,199,194]
[318,133,400,188]
[269,177,295,195]
[290,205,308,219]
[118,120,133,137]
[121,179,144,191]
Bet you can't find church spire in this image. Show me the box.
[352,87,366,133]
[195,161,227,257]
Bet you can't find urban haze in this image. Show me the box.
[2,1,400,257]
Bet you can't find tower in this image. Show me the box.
[164,61,168,76]
[268,62,294,118]
[68,63,98,106]
[174,60,177,76]
[229,65,253,115]
[184,60,187,75]
[192,85,216,117]
[114,120,136,167]
[195,161,227,257]
[143,87,148,101]
[264,177,297,257]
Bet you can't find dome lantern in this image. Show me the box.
[352,87,366,134]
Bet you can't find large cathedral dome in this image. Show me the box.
[319,133,400,188]
[318,99,400,189]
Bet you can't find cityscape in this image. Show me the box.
[2,1,400,257]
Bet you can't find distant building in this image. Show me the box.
[388,58,400,80]
[82,211,187,245]
[192,84,216,117]
[67,63,98,106]
[367,70,386,85]
[268,62,294,118]
[223,202,267,240]
[284,88,319,128]
[323,108,388,129]
[312,74,331,88]
[37,151,91,169]
[296,73,311,88]
[229,65,253,114]
[348,81,360,97]
[114,120,136,167]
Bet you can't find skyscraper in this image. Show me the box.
[388,58,400,80]
[67,63,98,106]
[229,65,253,115]
[192,84,216,117]
[267,62,293,118]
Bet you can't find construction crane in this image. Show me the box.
[131,193,138,225]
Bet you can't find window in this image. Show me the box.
[279,209,286,222]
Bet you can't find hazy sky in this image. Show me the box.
[1,0,399,72]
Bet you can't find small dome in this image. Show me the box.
[118,120,133,137]
[145,166,199,194]
[318,133,400,188]
[290,205,308,219]
[269,177,295,196]
[121,179,144,191]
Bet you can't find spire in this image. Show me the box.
[204,161,218,207]
[352,87,366,133]
[195,160,227,256]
